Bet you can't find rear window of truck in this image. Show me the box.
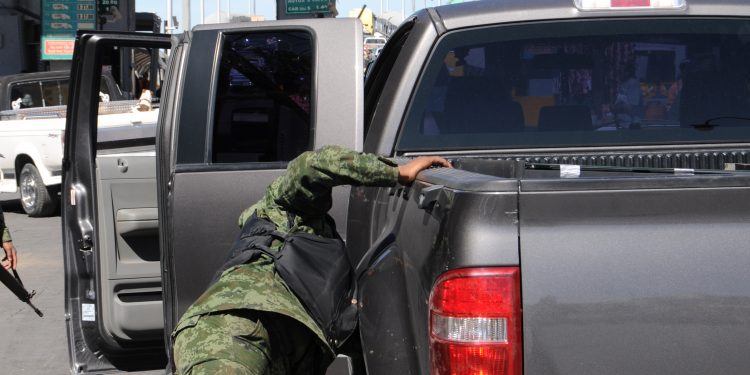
[397,18,750,152]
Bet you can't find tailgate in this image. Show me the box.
[519,174,750,374]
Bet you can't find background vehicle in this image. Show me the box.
[363,36,386,51]
[0,71,125,216]
[63,1,750,374]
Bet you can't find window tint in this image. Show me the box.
[212,31,313,164]
[397,19,750,152]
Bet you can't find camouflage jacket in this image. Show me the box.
[0,208,11,242]
[177,145,399,352]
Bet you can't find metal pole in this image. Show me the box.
[217,0,221,22]
[167,0,173,32]
[201,0,205,24]
[401,0,405,19]
[183,0,191,30]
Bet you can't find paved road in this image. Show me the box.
[0,195,68,374]
[0,194,164,375]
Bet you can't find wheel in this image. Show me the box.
[19,163,58,217]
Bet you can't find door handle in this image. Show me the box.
[117,158,128,173]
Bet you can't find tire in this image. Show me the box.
[19,163,58,217]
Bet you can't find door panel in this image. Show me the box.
[159,19,363,375]
[162,18,364,332]
[96,154,162,342]
[62,32,172,373]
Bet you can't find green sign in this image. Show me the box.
[41,0,97,60]
[286,0,329,14]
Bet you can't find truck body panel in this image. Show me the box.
[519,177,750,374]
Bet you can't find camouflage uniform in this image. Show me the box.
[0,207,11,242]
[173,145,399,375]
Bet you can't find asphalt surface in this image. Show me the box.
[0,195,69,374]
[0,194,164,375]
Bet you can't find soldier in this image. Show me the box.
[172,145,451,375]
[1,206,18,270]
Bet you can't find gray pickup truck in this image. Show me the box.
[62,1,750,374]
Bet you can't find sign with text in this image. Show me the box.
[41,0,97,60]
[286,0,330,14]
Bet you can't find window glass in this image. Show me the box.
[58,80,70,106]
[9,82,43,109]
[212,31,313,164]
[95,46,168,153]
[397,19,750,152]
[41,80,65,106]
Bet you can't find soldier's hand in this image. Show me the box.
[398,156,452,184]
[2,241,17,270]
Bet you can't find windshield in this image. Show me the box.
[397,18,750,152]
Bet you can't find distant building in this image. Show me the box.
[0,0,41,75]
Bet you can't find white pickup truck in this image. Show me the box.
[0,70,137,216]
[0,100,158,216]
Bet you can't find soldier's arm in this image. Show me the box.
[237,146,450,226]
[237,146,396,226]
[282,145,399,189]
[1,210,17,270]
[280,145,450,188]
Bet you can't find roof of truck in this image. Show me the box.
[433,0,750,31]
[0,70,70,87]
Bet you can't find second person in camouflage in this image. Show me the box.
[1,206,17,271]
[172,145,451,375]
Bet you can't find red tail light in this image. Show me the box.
[429,267,522,375]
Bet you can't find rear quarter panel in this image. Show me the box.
[354,167,520,374]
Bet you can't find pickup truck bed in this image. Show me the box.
[346,156,750,374]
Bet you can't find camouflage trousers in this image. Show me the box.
[172,309,329,375]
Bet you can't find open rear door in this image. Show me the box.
[62,31,172,374]
[157,19,363,372]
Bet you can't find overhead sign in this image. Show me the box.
[286,0,330,14]
[41,0,97,60]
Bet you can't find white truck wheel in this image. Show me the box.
[19,163,57,217]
